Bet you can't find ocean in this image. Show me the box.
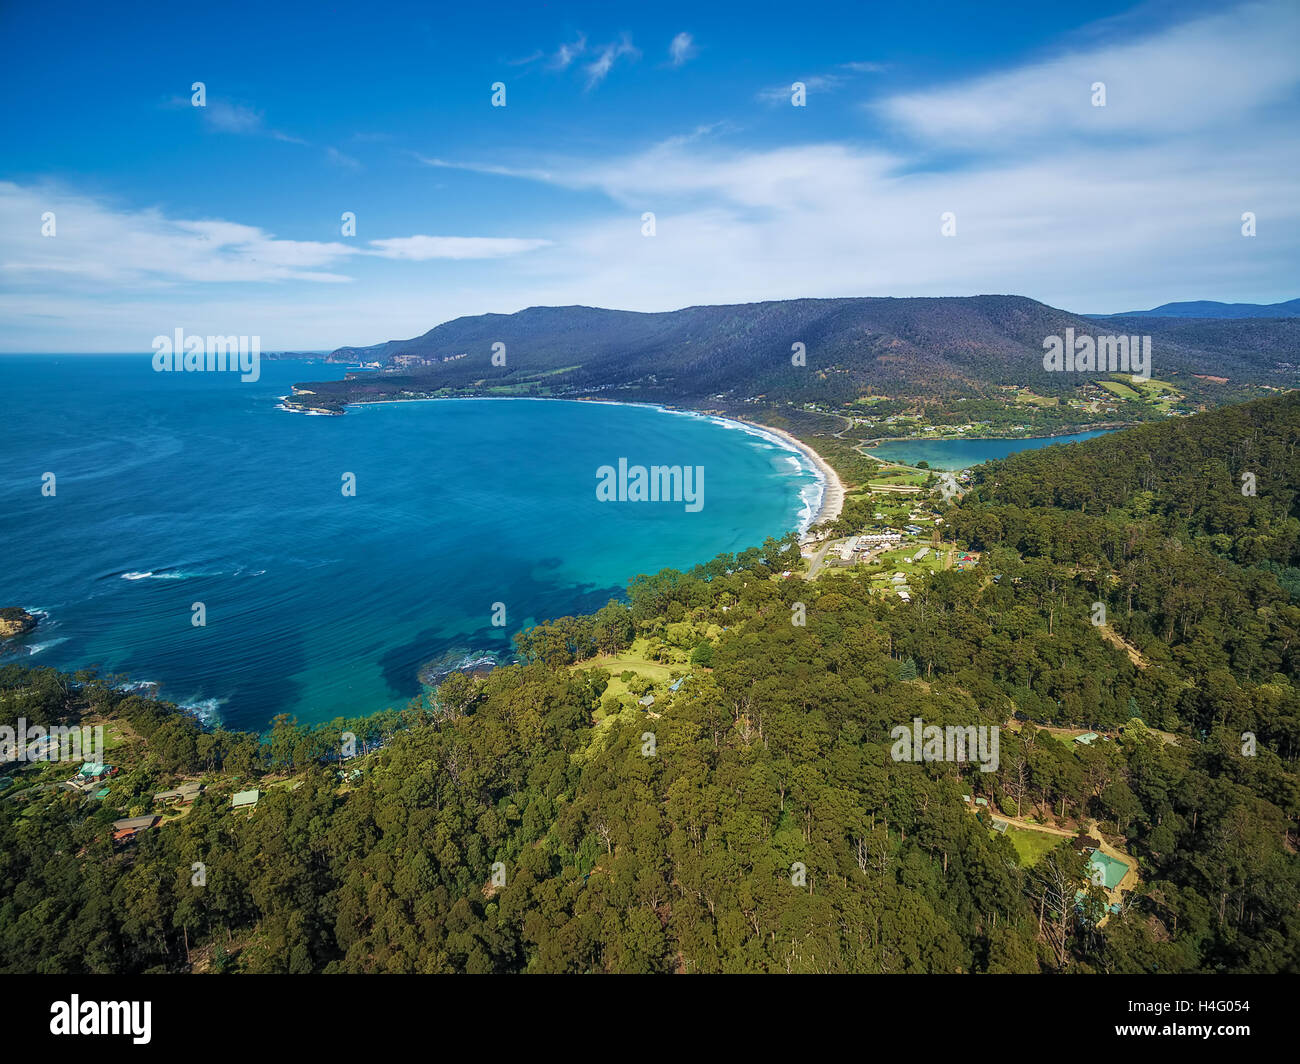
[0,355,822,732]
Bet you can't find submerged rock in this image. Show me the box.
[418,649,501,687]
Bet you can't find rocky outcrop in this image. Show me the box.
[418,649,500,687]
[0,608,38,640]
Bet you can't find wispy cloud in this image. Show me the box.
[668,32,696,67]
[875,0,1300,149]
[10,0,1296,352]
[0,182,550,292]
[202,100,265,134]
[552,34,587,70]
[411,153,557,183]
[365,235,551,260]
[584,36,638,89]
[407,0,1298,316]
[0,183,353,286]
[178,95,310,146]
[325,146,362,170]
[756,61,883,104]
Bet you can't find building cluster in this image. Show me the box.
[833,531,903,566]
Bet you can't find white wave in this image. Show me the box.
[177,697,224,725]
[275,400,335,416]
[120,567,224,581]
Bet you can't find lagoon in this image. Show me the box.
[867,429,1116,470]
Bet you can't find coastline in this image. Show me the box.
[733,420,845,530]
[283,392,846,535]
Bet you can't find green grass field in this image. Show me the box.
[868,465,930,486]
[1005,825,1065,866]
[1098,379,1140,400]
[1099,375,1183,411]
[574,638,679,700]
[865,546,949,587]
[1010,387,1061,407]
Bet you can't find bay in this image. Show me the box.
[0,356,819,731]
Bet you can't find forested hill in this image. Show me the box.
[292,295,1298,411]
[3,392,1297,974]
[949,386,1300,724]
[962,389,1298,532]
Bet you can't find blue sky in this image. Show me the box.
[1,0,1297,350]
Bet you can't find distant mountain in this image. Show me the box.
[1089,298,1300,319]
[293,295,1298,413]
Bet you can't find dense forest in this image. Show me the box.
[292,295,1298,412]
[1,392,1296,974]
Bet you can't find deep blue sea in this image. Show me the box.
[867,429,1115,470]
[0,355,822,731]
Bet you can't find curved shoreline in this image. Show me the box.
[286,393,845,536]
[730,420,844,530]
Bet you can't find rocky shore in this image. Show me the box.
[0,608,38,641]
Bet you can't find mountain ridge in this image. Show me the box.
[291,294,1298,414]
[1088,297,1300,319]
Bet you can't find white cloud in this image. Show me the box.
[0,183,354,285]
[876,0,1300,148]
[365,235,551,260]
[552,34,587,70]
[401,0,1297,319]
[202,101,264,134]
[325,146,362,170]
[7,0,1297,351]
[669,32,696,67]
[409,64,1297,317]
[584,36,638,89]
[841,61,885,74]
[756,62,884,103]
[0,183,551,293]
[186,96,308,145]
[757,74,845,103]
[411,154,558,183]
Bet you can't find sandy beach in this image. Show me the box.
[741,421,845,529]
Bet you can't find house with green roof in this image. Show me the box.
[231,789,260,810]
[1087,851,1128,890]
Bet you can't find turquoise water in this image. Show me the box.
[867,429,1116,470]
[0,356,820,731]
